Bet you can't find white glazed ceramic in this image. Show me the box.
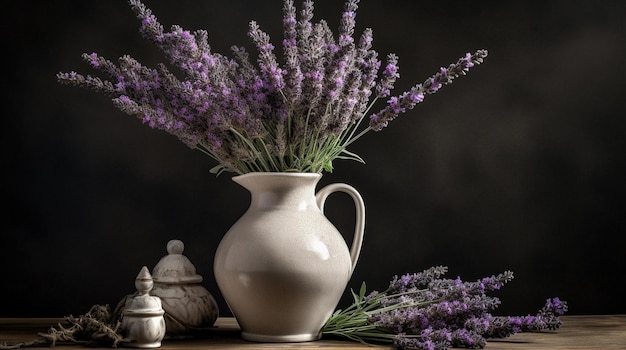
[213,172,365,342]
[121,266,166,348]
[151,239,219,338]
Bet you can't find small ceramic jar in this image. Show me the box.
[121,266,166,348]
[150,239,219,338]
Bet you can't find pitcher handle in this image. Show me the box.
[316,183,365,273]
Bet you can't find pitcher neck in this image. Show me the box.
[232,172,322,209]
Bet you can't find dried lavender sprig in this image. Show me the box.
[339,50,487,152]
[338,0,359,47]
[322,281,429,344]
[368,49,488,132]
[388,266,449,293]
[483,297,569,338]
[282,0,302,108]
[57,71,116,96]
[0,305,128,349]
[248,21,285,93]
[376,53,399,98]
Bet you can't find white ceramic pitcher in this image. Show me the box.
[213,172,365,342]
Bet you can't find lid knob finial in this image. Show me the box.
[135,266,154,295]
[166,239,184,255]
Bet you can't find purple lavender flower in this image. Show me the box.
[387,266,449,293]
[482,297,569,340]
[338,0,359,47]
[282,0,302,108]
[376,53,399,98]
[369,49,488,132]
[544,297,568,316]
[450,328,486,348]
[249,21,285,93]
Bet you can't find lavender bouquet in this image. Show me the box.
[322,266,568,350]
[57,0,487,175]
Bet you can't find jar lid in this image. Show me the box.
[124,266,164,314]
[151,240,203,284]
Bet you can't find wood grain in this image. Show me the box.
[1,315,624,349]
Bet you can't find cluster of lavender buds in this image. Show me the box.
[322,266,568,350]
[57,0,487,175]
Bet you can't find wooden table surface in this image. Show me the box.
[1,315,625,349]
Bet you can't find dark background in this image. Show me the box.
[2,0,625,318]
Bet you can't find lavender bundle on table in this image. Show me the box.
[322,266,568,350]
